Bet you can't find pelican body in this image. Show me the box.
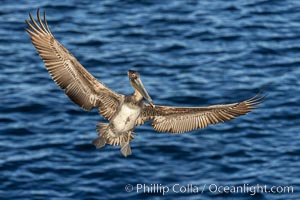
[93,70,154,156]
[26,10,263,157]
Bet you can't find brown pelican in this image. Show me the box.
[26,10,263,157]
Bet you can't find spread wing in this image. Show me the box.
[136,94,264,133]
[26,9,123,119]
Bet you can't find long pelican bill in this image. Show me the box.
[132,77,154,107]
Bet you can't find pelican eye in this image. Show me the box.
[131,74,137,79]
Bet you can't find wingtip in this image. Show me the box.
[247,92,266,107]
[37,8,42,21]
[25,28,32,35]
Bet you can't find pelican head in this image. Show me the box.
[128,70,155,107]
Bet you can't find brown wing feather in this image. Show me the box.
[26,9,123,119]
[137,94,264,133]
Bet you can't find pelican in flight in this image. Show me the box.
[26,10,263,157]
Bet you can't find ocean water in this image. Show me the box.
[1,0,300,199]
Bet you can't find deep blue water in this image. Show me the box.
[1,0,300,199]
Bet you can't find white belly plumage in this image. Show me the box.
[112,104,141,132]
